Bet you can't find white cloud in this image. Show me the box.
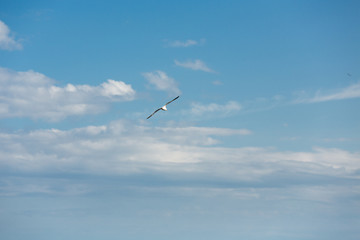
[175,59,215,73]
[190,101,242,116]
[0,121,252,174]
[295,82,360,103]
[0,67,136,121]
[142,70,181,95]
[0,20,22,50]
[0,120,358,184]
[101,79,135,98]
[0,119,359,217]
[165,39,205,48]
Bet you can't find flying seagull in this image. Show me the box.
[147,96,179,119]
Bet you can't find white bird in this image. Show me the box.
[147,96,179,119]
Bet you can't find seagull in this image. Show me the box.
[147,96,179,119]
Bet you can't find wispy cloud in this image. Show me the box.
[175,59,215,73]
[190,101,242,117]
[233,82,360,114]
[0,67,136,121]
[164,39,205,48]
[0,20,22,51]
[295,82,360,103]
[142,70,181,95]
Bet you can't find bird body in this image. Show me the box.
[147,96,179,119]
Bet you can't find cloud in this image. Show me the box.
[295,82,360,103]
[0,120,358,188]
[0,67,136,121]
[190,101,242,116]
[175,59,215,73]
[0,20,22,50]
[0,118,359,228]
[142,70,181,95]
[100,79,135,98]
[229,81,360,114]
[164,39,205,48]
[0,121,252,174]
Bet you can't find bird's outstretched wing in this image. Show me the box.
[147,96,180,119]
[147,108,161,119]
[165,96,179,106]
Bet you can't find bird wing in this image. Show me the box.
[147,108,161,119]
[165,96,179,106]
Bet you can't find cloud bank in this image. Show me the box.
[0,20,22,50]
[0,120,358,192]
[0,67,136,120]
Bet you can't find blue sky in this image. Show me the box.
[1,1,360,239]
